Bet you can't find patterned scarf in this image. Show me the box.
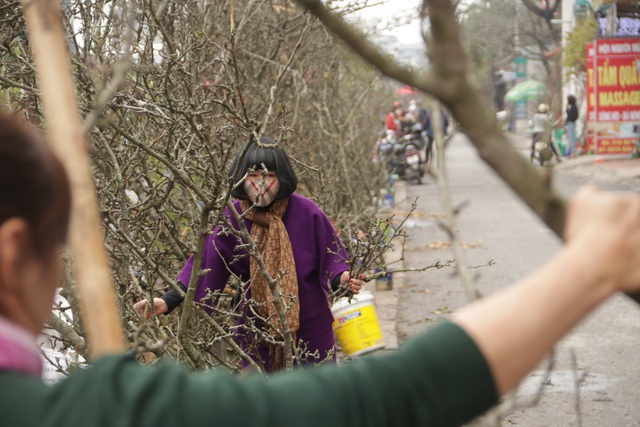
[239,198,299,371]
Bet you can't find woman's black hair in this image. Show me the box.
[230,136,298,200]
[567,95,576,105]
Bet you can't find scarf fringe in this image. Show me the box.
[239,198,299,372]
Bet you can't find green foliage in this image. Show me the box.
[564,15,597,78]
[459,1,561,109]
[460,0,516,80]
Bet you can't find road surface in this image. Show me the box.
[395,133,640,426]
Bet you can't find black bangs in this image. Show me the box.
[230,136,298,200]
[244,142,279,172]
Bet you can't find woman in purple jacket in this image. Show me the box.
[135,137,363,372]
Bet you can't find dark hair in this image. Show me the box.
[229,136,297,200]
[567,95,576,105]
[0,113,71,252]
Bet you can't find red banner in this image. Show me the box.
[586,38,640,155]
[586,42,595,153]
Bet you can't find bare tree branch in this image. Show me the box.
[521,0,561,25]
[294,0,640,306]
[293,0,445,97]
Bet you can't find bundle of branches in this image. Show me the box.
[1,0,402,373]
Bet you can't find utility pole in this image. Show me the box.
[561,0,577,126]
[604,3,618,36]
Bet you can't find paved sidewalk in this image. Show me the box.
[367,137,640,355]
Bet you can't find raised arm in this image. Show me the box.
[106,187,640,427]
[455,186,640,395]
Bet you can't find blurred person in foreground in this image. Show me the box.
[3,111,640,426]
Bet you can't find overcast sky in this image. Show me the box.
[348,1,422,44]
[336,1,479,46]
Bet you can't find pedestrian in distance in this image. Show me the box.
[425,106,449,143]
[424,104,449,163]
[415,100,430,132]
[4,111,640,427]
[385,104,400,134]
[134,138,363,372]
[565,95,579,157]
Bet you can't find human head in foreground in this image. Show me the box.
[0,113,71,336]
[3,111,640,427]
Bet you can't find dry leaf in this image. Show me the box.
[140,352,158,363]
[461,239,483,249]
[428,240,451,249]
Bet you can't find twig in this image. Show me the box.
[571,350,585,427]
[21,0,125,358]
[429,101,480,302]
[293,0,568,269]
[258,14,311,142]
[82,0,135,134]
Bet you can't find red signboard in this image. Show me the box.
[586,38,640,155]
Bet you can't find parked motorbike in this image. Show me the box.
[378,134,424,185]
[406,123,428,165]
[531,136,554,166]
[400,140,424,184]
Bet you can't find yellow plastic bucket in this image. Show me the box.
[331,291,385,357]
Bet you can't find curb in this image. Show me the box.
[366,180,408,351]
[555,154,640,179]
[508,130,640,179]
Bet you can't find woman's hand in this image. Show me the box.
[340,272,364,294]
[133,298,168,318]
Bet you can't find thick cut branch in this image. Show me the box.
[21,0,125,358]
[294,0,445,98]
[294,0,640,305]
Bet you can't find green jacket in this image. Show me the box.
[0,322,497,427]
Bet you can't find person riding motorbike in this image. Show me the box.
[530,103,561,163]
